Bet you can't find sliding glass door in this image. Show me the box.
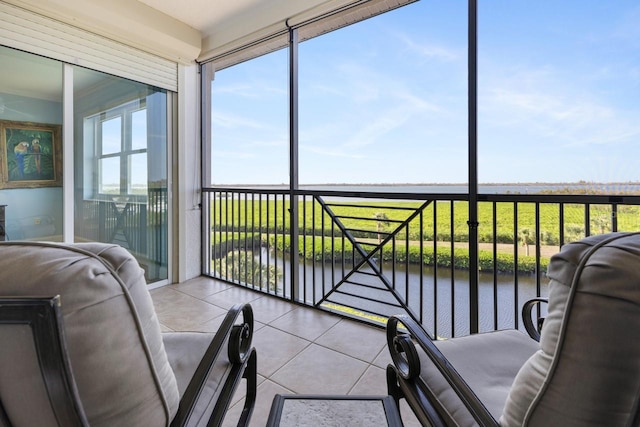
[0,45,171,284]
[73,66,170,283]
[0,46,63,242]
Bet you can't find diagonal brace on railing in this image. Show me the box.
[113,202,133,245]
[314,196,433,323]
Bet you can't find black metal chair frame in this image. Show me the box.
[0,296,257,427]
[0,296,88,426]
[386,299,547,427]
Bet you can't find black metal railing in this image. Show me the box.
[76,187,168,281]
[203,187,640,338]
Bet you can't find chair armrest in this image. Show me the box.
[522,298,548,342]
[171,303,255,427]
[387,315,497,427]
[0,296,89,427]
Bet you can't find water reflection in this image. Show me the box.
[264,249,549,338]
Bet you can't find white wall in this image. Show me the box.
[176,63,202,281]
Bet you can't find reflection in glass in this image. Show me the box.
[101,117,121,155]
[74,66,169,283]
[131,109,147,150]
[99,157,120,193]
[0,46,63,241]
[128,153,148,194]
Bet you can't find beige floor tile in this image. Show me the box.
[347,366,425,427]
[170,276,231,299]
[149,286,182,309]
[373,344,393,369]
[399,399,424,427]
[246,296,297,325]
[226,374,267,408]
[315,319,387,363]
[151,287,228,331]
[349,365,388,395]
[196,311,266,335]
[222,379,294,427]
[268,306,341,341]
[252,325,311,377]
[154,280,411,426]
[203,286,264,310]
[270,344,368,395]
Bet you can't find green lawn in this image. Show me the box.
[208,197,640,274]
[211,198,640,246]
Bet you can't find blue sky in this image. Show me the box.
[211,0,640,186]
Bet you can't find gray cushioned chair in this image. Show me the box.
[0,241,256,427]
[386,232,640,426]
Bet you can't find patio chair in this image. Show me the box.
[386,232,640,426]
[0,241,256,427]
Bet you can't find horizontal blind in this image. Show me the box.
[208,0,416,71]
[0,1,177,91]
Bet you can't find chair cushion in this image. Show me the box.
[501,233,640,427]
[163,332,233,426]
[417,329,539,426]
[0,242,179,426]
[0,324,60,426]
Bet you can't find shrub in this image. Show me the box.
[267,235,549,274]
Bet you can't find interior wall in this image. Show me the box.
[0,93,63,240]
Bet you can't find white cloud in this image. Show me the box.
[394,91,442,113]
[301,144,364,159]
[212,111,267,130]
[480,66,640,149]
[394,32,460,62]
[214,83,254,96]
[341,85,443,150]
[306,83,345,97]
[214,80,287,99]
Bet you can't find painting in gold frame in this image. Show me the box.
[0,120,62,189]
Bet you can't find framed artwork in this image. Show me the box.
[0,120,62,189]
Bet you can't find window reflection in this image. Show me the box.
[74,67,169,283]
[0,46,63,241]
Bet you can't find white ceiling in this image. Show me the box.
[136,0,273,33]
[5,0,347,62]
[136,0,348,60]
[0,0,355,101]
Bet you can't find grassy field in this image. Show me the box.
[211,198,640,245]
[208,197,640,273]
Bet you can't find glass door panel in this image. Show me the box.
[73,66,169,283]
[0,46,63,241]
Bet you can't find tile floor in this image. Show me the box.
[150,276,422,427]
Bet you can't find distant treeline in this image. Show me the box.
[538,186,640,195]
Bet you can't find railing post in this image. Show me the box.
[139,202,147,254]
[289,26,300,302]
[468,0,480,334]
[98,201,106,242]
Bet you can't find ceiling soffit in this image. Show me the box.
[3,0,413,65]
[205,0,416,69]
[3,0,201,63]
